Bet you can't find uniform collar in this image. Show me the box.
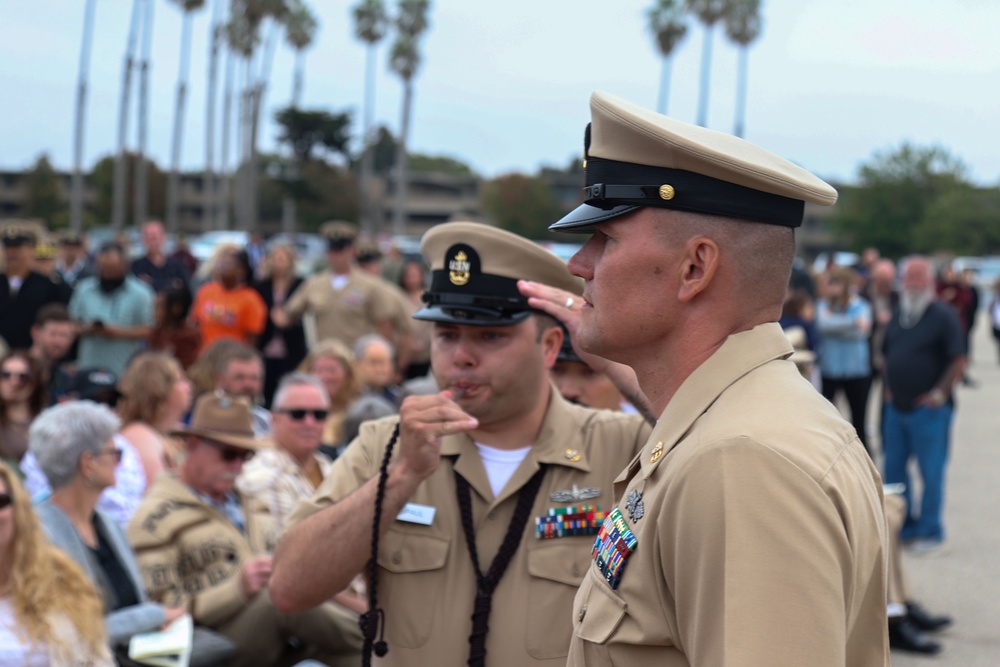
[639,322,793,480]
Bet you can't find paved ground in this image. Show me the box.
[869,315,1000,665]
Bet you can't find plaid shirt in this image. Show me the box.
[236,447,332,532]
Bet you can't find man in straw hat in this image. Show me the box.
[521,91,889,666]
[271,222,651,666]
[127,393,362,667]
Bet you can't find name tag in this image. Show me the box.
[397,503,436,526]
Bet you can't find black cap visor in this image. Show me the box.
[549,202,641,233]
[413,303,532,326]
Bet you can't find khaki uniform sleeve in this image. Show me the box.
[661,439,854,666]
[284,277,312,321]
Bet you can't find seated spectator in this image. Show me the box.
[118,352,194,487]
[0,351,47,470]
[21,369,147,526]
[186,338,245,397]
[127,394,363,667]
[353,334,400,405]
[32,401,233,667]
[149,286,201,369]
[0,460,114,666]
[254,245,306,408]
[28,303,77,399]
[192,249,267,353]
[336,393,397,455]
[211,344,271,436]
[298,339,361,452]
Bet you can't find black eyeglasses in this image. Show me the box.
[0,371,30,382]
[277,408,329,422]
[203,439,255,463]
[94,447,124,463]
[0,493,11,510]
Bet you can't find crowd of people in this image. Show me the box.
[0,94,996,666]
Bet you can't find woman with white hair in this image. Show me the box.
[30,402,233,666]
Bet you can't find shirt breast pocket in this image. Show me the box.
[575,565,627,647]
[376,529,450,649]
[524,539,593,660]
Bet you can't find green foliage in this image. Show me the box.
[647,0,688,57]
[724,0,761,46]
[353,0,389,44]
[258,155,359,231]
[915,186,1000,255]
[480,173,566,240]
[21,154,66,225]
[274,107,353,163]
[89,153,166,226]
[409,154,475,177]
[284,0,318,51]
[831,142,974,258]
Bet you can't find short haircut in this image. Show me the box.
[34,303,71,327]
[353,334,394,361]
[341,394,397,446]
[29,401,121,490]
[98,242,126,258]
[214,343,262,376]
[273,372,330,409]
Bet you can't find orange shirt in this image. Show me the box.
[192,282,267,352]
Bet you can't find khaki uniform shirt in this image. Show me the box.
[284,268,395,346]
[289,391,650,667]
[127,474,279,629]
[568,323,890,667]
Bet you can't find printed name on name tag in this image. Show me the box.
[397,503,436,525]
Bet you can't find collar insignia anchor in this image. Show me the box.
[625,489,644,523]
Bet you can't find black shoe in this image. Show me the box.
[907,601,952,632]
[889,618,941,654]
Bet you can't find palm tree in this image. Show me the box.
[647,0,688,116]
[724,0,761,139]
[134,0,156,227]
[353,0,390,236]
[281,0,318,232]
[203,0,226,231]
[71,0,98,233]
[389,0,430,237]
[112,0,143,230]
[686,0,731,127]
[167,0,207,235]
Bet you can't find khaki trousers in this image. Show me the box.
[885,493,911,610]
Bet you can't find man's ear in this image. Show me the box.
[677,236,720,303]
[540,325,563,370]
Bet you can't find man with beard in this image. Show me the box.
[213,344,272,437]
[68,243,155,376]
[883,256,966,552]
[270,222,651,667]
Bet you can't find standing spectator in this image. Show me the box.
[866,259,899,378]
[0,225,70,351]
[991,278,1000,363]
[246,232,267,280]
[117,352,194,488]
[298,339,361,454]
[0,351,47,468]
[29,304,77,398]
[192,249,267,353]
[398,260,432,379]
[55,231,94,287]
[0,461,114,666]
[353,334,400,405]
[148,287,201,369]
[254,245,306,407]
[127,394,363,667]
[131,221,189,293]
[959,267,979,384]
[170,233,199,279]
[816,267,874,453]
[273,222,394,347]
[32,238,73,303]
[69,243,155,377]
[356,242,415,376]
[883,256,967,551]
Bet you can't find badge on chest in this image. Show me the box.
[591,507,637,590]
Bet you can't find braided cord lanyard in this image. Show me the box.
[360,423,401,667]
[454,464,547,667]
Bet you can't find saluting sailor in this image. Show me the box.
[271,222,651,667]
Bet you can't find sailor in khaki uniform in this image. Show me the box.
[545,92,890,666]
[275,221,396,347]
[270,223,651,666]
[127,394,362,667]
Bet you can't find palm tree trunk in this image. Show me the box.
[112,0,143,230]
[246,21,280,233]
[203,0,224,232]
[695,23,715,128]
[359,43,379,237]
[134,0,155,227]
[282,48,306,234]
[291,49,305,107]
[734,46,749,138]
[657,55,674,115]
[168,11,194,235]
[392,79,413,237]
[218,46,235,230]
[71,0,98,233]
[237,57,253,230]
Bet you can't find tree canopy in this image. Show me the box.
[274,107,353,164]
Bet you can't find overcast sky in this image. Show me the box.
[3,0,999,187]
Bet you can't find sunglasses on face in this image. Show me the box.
[0,371,30,382]
[203,439,255,463]
[0,493,11,510]
[277,408,329,422]
[94,447,124,463]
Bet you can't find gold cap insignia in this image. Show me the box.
[658,185,675,201]
[448,250,471,286]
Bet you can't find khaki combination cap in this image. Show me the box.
[550,91,838,232]
[415,221,582,326]
[169,392,269,451]
[319,220,359,250]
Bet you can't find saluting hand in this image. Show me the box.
[394,391,478,484]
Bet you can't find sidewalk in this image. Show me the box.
[884,316,1000,666]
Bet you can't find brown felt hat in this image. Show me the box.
[170,393,268,451]
[415,222,582,326]
[550,91,838,232]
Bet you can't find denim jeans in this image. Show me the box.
[882,403,953,541]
